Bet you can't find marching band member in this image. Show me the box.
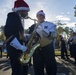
[59,35,69,59]
[72,32,76,64]
[68,35,73,57]
[4,0,30,75]
[29,10,57,75]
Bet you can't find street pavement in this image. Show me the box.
[0,56,76,75]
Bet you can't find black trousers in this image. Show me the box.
[6,44,28,75]
[69,45,73,57]
[61,47,68,59]
[0,47,2,58]
[33,42,57,75]
[72,44,76,62]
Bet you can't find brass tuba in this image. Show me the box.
[20,17,40,64]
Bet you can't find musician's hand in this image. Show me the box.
[24,45,31,53]
[20,45,27,53]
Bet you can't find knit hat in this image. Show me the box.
[12,0,30,12]
[36,10,45,17]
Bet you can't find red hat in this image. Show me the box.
[36,10,45,17]
[12,0,30,12]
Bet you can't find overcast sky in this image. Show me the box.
[0,0,76,29]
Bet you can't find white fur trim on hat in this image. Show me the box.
[12,7,30,12]
[37,11,45,16]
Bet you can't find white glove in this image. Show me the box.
[20,45,27,52]
[10,37,27,52]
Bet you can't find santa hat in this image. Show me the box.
[12,0,30,12]
[36,10,45,17]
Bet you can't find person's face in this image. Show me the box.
[36,14,45,23]
[19,10,28,18]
